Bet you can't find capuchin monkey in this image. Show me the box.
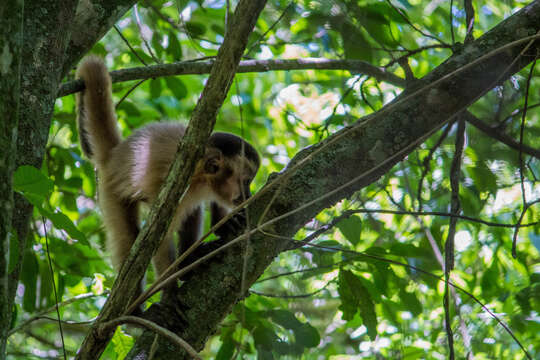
[75,56,260,281]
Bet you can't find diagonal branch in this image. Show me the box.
[75,0,268,358]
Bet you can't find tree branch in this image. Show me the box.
[99,316,201,360]
[465,112,540,159]
[75,0,268,358]
[57,58,406,97]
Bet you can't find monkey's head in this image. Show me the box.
[199,132,260,208]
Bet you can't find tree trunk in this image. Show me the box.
[1,1,138,358]
[0,0,24,355]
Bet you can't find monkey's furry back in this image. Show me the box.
[76,56,121,166]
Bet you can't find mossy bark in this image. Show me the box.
[3,1,137,357]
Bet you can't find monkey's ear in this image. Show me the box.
[204,150,222,174]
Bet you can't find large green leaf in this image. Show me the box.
[338,269,378,340]
[337,215,362,245]
[13,165,53,198]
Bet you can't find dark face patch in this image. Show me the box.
[209,132,260,171]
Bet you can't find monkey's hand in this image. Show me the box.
[214,210,247,239]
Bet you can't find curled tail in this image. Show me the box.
[76,56,121,166]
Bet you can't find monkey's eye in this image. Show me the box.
[204,158,220,174]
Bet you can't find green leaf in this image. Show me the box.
[39,260,53,307]
[150,78,162,99]
[8,230,19,274]
[338,269,378,340]
[268,309,302,330]
[13,165,53,199]
[165,76,187,99]
[185,21,206,37]
[117,100,141,117]
[167,31,182,59]
[400,289,423,316]
[256,349,273,360]
[216,336,234,360]
[40,208,88,245]
[337,215,362,245]
[10,304,18,331]
[21,251,38,312]
[253,325,279,351]
[466,161,498,194]
[340,23,372,62]
[111,327,134,359]
[294,323,320,348]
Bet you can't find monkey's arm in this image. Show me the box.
[211,202,247,239]
[176,207,204,257]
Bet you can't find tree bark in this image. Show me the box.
[127,2,540,359]
[5,0,138,356]
[0,0,24,356]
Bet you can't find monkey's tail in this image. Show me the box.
[76,56,121,166]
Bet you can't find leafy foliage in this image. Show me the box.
[7,0,540,359]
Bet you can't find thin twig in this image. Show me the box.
[464,0,475,43]
[417,122,453,210]
[465,112,540,159]
[42,217,67,360]
[385,0,449,45]
[114,25,148,66]
[444,116,466,360]
[256,261,347,282]
[385,44,452,68]
[99,316,201,359]
[133,4,161,64]
[8,292,107,336]
[246,2,294,55]
[513,56,538,258]
[115,79,148,108]
[446,118,465,272]
[250,283,330,298]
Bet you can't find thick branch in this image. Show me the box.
[57,58,406,97]
[62,0,139,74]
[140,3,540,359]
[76,0,268,358]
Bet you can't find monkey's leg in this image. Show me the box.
[99,190,139,271]
[99,190,144,313]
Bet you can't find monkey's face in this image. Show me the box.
[203,150,258,208]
